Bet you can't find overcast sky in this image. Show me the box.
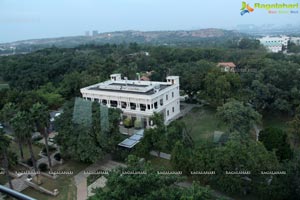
[1,0,299,43]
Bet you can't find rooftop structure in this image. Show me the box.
[217,62,236,72]
[80,74,180,127]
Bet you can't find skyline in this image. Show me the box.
[1,0,300,43]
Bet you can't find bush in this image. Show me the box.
[134,119,142,129]
[38,162,48,172]
[26,158,33,167]
[54,153,61,161]
[123,117,132,128]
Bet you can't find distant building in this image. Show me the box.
[290,37,300,46]
[259,36,289,53]
[217,62,236,72]
[80,74,180,127]
[85,31,90,37]
[92,30,98,37]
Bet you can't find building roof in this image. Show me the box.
[87,80,170,95]
[118,129,144,148]
[217,62,236,68]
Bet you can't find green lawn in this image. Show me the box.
[0,175,7,185]
[22,160,90,200]
[179,106,227,145]
[9,141,42,161]
[149,156,173,170]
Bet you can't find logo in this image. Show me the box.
[241,1,254,15]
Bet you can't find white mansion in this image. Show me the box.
[80,74,180,127]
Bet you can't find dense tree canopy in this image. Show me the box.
[89,155,217,200]
[259,127,292,161]
[217,100,261,137]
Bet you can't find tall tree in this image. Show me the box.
[147,113,167,156]
[89,156,214,200]
[0,102,18,125]
[30,103,52,168]
[217,100,261,138]
[0,130,13,189]
[259,127,292,161]
[10,113,27,161]
[13,112,39,180]
[200,68,241,106]
[287,107,300,149]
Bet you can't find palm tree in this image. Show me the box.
[11,113,26,161]
[14,112,39,170]
[0,130,13,189]
[1,103,26,162]
[18,111,42,183]
[0,103,18,126]
[30,103,52,168]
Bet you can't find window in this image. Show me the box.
[110,100,118,108]
[166,95,168,101]
[87,97,91,101]
[121,102,127,109]
[160,99,163,106]
[172,107,174,112]
[130,102,136,110]
[102,100,107,105]
[172,92,174,98]
[94,98,100,102]
[154,102,158,109]
[140,104,146,111]
[167,110,169,116]
[147,104,150,110]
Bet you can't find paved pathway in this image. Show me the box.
[5,175,30,192]
[74,157,126,200]
[87,176,107,197]
[4,150,60,192]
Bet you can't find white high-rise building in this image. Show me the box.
[80,74,180,127]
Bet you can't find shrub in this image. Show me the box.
[38,162,48,172]
[123,117,132,128]
[54,153,61,161]
[134,119,142,129]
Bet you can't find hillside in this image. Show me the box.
[0,29,245,55]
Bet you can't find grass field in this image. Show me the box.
[149,156,173,170]
[22,160,90,200]
[9,141,42,161]
[0,174,7,185]
[179,106,227,145]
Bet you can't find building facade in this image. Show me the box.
[80,74,180,127]
[259,36,289,53]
